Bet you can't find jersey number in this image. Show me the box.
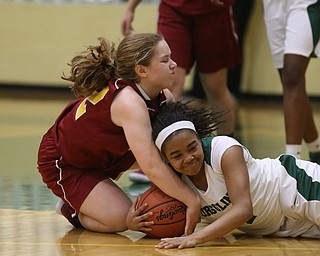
[75,87,109,120]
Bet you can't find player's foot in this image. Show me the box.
[128,169,150,183]
[128,183,151,197]
[309,151,320,164]
[55,198,65,215]
[55,199,84,229]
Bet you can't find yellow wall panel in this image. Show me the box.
[0,2,319,96]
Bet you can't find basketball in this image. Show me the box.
[137,186,187,239]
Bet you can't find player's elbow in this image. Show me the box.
[242,202,253,223]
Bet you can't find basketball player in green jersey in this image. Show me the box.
[127,101,320,248]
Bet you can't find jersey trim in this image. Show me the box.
[308,1,320,57]
[279,155,320,201]
[201,136,214,166]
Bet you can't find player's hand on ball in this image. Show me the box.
[126,197,154,232]
[155,235,197,249]
[184,196,201,235]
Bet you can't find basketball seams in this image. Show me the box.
[137,186,159,206]
[140,199,180,213]
[152,218,186,226]
[137,186,187,238]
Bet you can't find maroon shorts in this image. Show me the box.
[157,2,241,73]
[38,131,111,215]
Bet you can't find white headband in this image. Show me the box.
[155,121,196,150]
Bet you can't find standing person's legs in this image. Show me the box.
[200,69,235,136]
[280,54,319,160]
[280,55,315,144]
[263,1,320,161]
[195,7,240,136]
[157,2,192,99]
[227,0,254,98]
[172,67,187,100]
[280,5,320,160]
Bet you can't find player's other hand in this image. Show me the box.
[126,196,154,232]
[156,234,197,249]
[121,10,134,36]
[184,195,201,235]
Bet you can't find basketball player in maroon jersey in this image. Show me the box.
[37,33,200,235]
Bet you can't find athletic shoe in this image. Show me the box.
[128,183,151,197]
[309,151,320,164]
[128,169,150,183]
[55,199,84,229]
[55,198,65,215]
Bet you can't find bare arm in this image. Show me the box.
[156,146,253,249]
[121,0,142,36]
[111,87,200,234]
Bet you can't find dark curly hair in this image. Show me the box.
[152,100,225,145]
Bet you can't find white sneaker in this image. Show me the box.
[128,169,150,183]
[128,183,151,197]
[55,198,65,215]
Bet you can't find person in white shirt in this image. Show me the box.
[132,101,320,249]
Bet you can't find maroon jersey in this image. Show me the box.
[38,78,167,179]
[162,0,235,15]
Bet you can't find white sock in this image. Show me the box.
[286,144,302,159]
[307,137,320,153]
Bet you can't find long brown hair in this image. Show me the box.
[62,33,164,98]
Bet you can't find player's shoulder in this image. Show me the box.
[214,135,240,144]
[114,85,144,105]
[111,85,146,123]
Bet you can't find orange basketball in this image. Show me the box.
[137,186,187,239]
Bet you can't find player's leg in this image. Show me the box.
[280,54,310,145]
[279,156,320,227]
[200,69,235,136]
[50,162,132,232]
[38,132,132,231]
[171,67,187,100]
[78,178,132,232]
[194,7,240,136]
[157,1,193,99]
[280,4,320,161]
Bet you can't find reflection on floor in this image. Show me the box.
[1,209,320,256]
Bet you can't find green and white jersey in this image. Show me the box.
[262,0,320,69]
[181,136,320,238]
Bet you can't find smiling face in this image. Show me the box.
[162,129,205,178]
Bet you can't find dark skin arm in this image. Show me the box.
[156,145,253,249]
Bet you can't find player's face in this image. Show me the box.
[162,130,204,177]
[143,40,177,93]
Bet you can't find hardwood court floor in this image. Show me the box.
[0,89,320,255]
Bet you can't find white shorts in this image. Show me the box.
[276,155,320,238]
[262,0,320,68]
[273,216,320,238]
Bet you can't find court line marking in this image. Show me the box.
[1,242,320,251]
[0,211,57,218]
